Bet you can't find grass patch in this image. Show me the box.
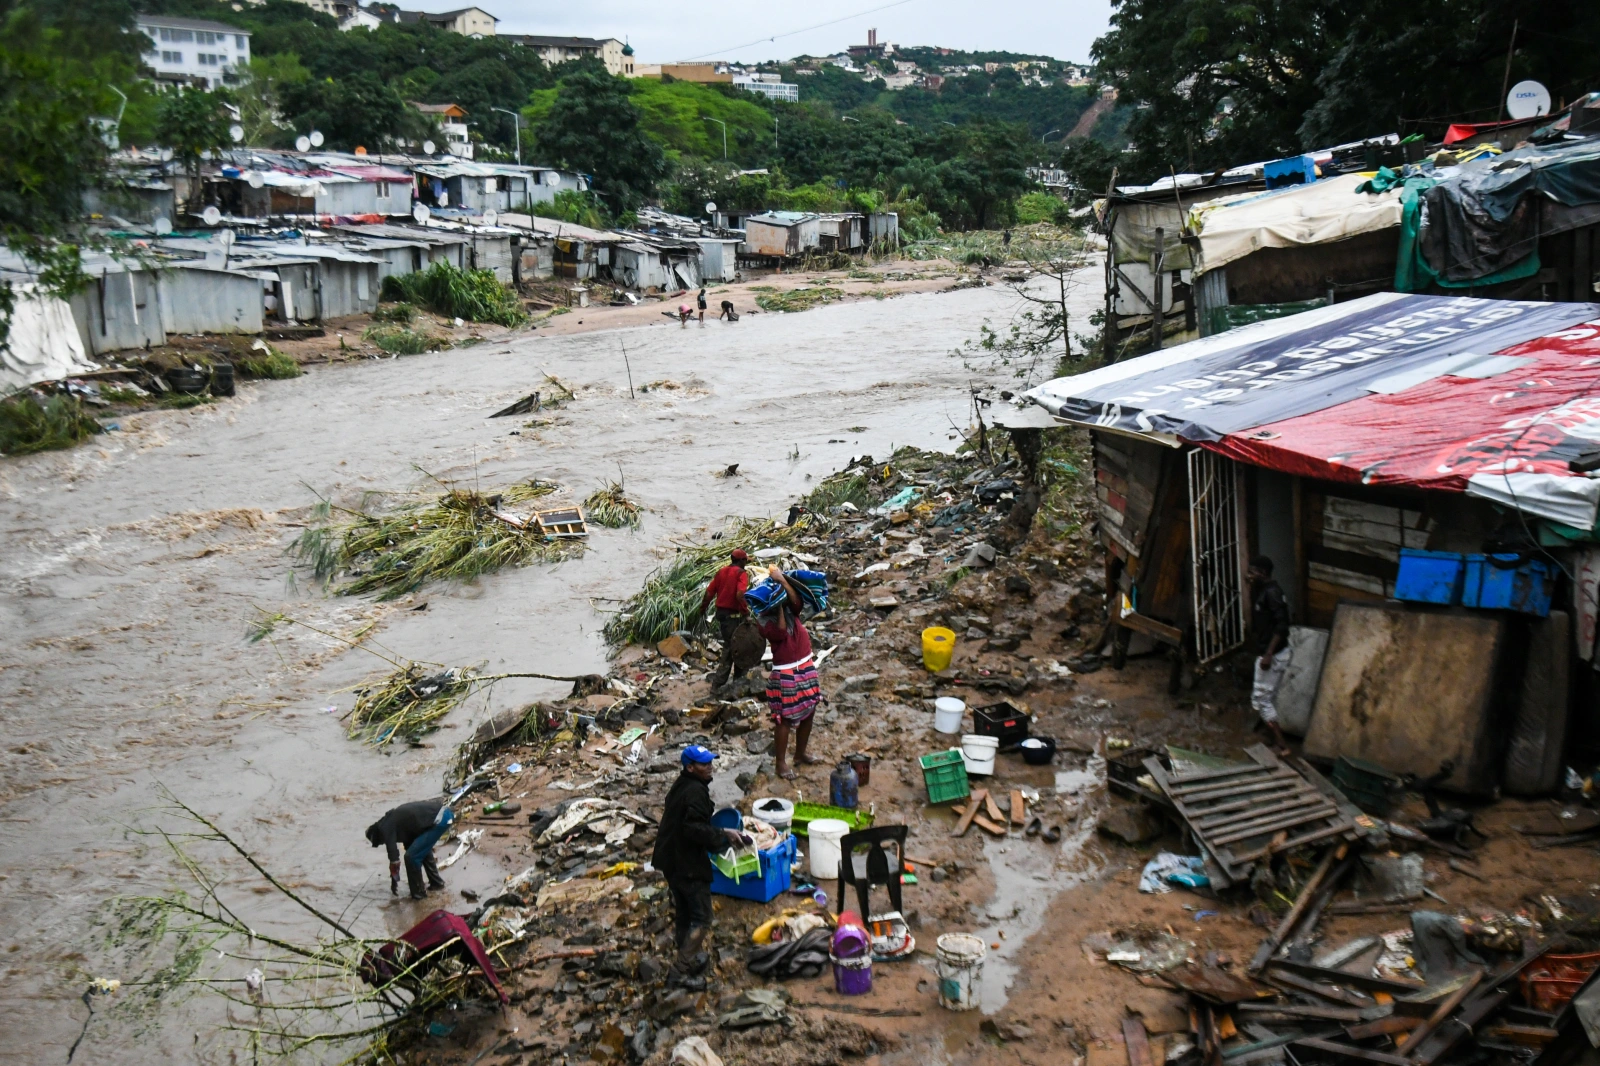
[904,224,1086,266]
[363,325,449,355]
[584,481,642,529]
[160,393,214,410]
[751,285,845,313]
[237,346,303,379]
[379,262,527,326]
[803,471,872,512]
[0,394,102,456]
[370,302,418,324]
[602,515,822,646]
[290,480,578,600]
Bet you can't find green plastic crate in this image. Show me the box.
[920,749,970,805]
[711,847,762,881]
[791,801,875,836]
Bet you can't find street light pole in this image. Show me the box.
[491,107,522,165]
[702,117,727,159]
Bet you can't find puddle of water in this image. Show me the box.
[967,755,1108,1014]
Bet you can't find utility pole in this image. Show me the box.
[1495,19,1520,126]
[702,117,727,159]
[491,107,522,165]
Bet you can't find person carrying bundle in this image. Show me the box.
[749,566,827,780]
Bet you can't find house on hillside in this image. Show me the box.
[135,15,251,89]
[410,103,473,159]
[392,6,498,36]
[502,35,631,76]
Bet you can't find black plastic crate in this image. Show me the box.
[972,702,1030,747]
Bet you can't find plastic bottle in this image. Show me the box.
[829,760,859,810]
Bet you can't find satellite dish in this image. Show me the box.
[1506,80,1552,120]
[438,191,449,207]
[295,135,311,152]
[202,205,222,226]
[413,203,431,223]
[159,147,174,162]
[247,170,264,189]
[705,200,717,214]
[154,216,173,235]
[229,123,245,143]
[483,209,499,226]
[543,170,560,186]
[422,139,436,155]
[219,229,236,248]
[309,130,325,147]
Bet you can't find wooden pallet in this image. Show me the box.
[1144,744,1357,882]
[535,506,588,538]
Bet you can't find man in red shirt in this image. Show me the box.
[699,549,750,688]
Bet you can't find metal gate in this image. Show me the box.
[1187,448,1247,664]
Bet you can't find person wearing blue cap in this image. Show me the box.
[652,744,745,989]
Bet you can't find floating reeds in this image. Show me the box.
[601,515,821,646]
[348,664,478,745]
[583,481,641,529]
[291,479,578,599]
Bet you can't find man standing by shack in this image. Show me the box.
[652,745,745,990]
[1248,555,1292,755]
[699,548,750,690]
[366,799,456,900]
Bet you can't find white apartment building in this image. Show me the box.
[136,15,251,89]
[732,73,798,103]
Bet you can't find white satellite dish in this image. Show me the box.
[543,170,560,186]
[295,135,311,152]
[705,201,717,214]
[247,170,264,189]
[153,216,173,235]
[159,147,174,162]
[229,123,245,143]
[438,191,449,207]
[422,139,436,155]
[219,229,236,248]
[1507,80,1552,120]
[483,209,499,226]
[202,205,222,226]
[413,203,431,223]
[309,130,325,147]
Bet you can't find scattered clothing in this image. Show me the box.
[1139,852,1211,894]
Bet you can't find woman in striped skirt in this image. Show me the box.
[757,566,822,780]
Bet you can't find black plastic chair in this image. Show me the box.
[835,825,908,918]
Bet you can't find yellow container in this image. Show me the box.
[921,627,956,672]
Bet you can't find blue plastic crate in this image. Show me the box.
[1462,554,1553,616]
[709,833,796,903]
[1394,548,1465,605]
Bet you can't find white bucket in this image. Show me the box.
[808,818,850,879]
[935,932,986,1011]
[750,797,794,830]
[933,697,965,734]
[960,734,998,776]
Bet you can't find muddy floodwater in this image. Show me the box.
[0,270,1102,1063]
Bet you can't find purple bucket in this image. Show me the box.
[831,952,872,995]
[831,924,870,959]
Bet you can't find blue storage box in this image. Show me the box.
[1461,554,1553,616]
[1264,154,1317,189]
[709,833,796,902]
[1394,549,1465,605]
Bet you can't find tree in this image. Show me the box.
[1056,137,1121,205]
[0,0,134,351]
[532,68,667,212]
[279,70,407,151]
[155,88,233,210]
[233,53,310,146]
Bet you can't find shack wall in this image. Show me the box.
[470,235,514,282]
[156,266,264,334]
[316,260,379,318]
[743,219,796,258]
[71,268,165,355]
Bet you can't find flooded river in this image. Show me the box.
[0,268,1102,1062]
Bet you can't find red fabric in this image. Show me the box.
[394,910,507,1003]
[704,565,749,610]
[1201,319,1600,490]
[759,617,813,664]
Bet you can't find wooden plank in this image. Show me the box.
[1118,610,1184,646]
[1393,969,1479,1052]
[1237,1003,1365,1023]
[1010,789,1027,827]
[951,790,987,837]
[971,813,1009,836]
[1168,769,1299,801]
[985,791,1005,824]
[1124,1016,1154,1066]
[1228,821,1356,864]
[1249,844,1341,973]
[1191,787,1327,824]
[1267,960,1425,996]
[1292,1037,1409,1065]
[1162,759,1269,787]
[1344,1015,1421,1040]
[1202,799,1339,841]
[1211,806,1345,846]
[1195,794,1334,832]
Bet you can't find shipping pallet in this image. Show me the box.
[535,506,588,538]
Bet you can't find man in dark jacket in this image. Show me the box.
[652,745,744,989]
[366,799,455,900]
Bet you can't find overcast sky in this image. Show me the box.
[478,0,1113,66]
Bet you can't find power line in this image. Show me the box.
[681,0,921,62]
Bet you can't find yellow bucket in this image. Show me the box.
[922,627,956,672]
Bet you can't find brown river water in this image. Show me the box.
[0,270,1103,1063]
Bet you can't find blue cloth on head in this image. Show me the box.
[788,570,829,614]
[743,579,786,616]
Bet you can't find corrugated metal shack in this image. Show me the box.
[414,161,587,214]
[333,222,469,273]
[610,234,702,291]
[742,212,820,261]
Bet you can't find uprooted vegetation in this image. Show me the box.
[290,479,581,599]
[379,262,527,327]
[583,481,642,529]
[0,392,103,456]
[362,324,450,355]
[750,285,845,313]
